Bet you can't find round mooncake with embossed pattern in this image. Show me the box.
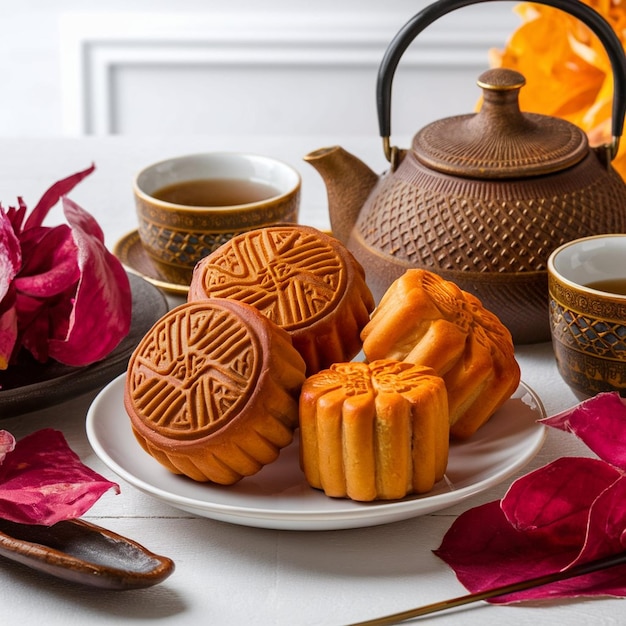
[188,225,375,375]
[124,298,306,484]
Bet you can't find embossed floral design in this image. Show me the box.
[128,304,257,437]
[198,227,344,330]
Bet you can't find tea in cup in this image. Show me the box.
[133,152,301,284]
[548,234,626,397]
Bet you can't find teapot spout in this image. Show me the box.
[304,146,379,244]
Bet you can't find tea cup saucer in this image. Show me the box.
[113,230,189,296]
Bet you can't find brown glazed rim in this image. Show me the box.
[547,234,626,300]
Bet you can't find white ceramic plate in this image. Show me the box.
[86,375,546,531]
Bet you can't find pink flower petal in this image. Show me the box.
[541,393,626,470]
[14,224,79,298]
[22,164,95,232]
[0,429,119,526]
[17,295,56,362]
[1,165,130,367]
[46,197,131,366]
[3,198,27,234]
[0,430,15,464]
[0,299,18,370]
[0,207,21,302]
[501,457,622,548]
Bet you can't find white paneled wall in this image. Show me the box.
[0,1,520,137]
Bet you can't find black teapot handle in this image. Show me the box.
[377,0,626,164]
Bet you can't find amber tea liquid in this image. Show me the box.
[585,278,626,296]
[152,178,280,207]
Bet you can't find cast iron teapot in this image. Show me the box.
[305,0,626,344]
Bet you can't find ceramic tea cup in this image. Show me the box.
[133,152,301,285]
[548,234,626,397]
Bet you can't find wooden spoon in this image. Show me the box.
[0,517,174,590]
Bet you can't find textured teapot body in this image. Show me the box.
[344,148,626,343]
[307,0,626,343]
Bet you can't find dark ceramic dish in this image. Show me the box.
[0,517,174,589]
[0,272,168,418]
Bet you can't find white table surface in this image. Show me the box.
[0,135,615,625]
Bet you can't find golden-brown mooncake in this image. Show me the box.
[361,269,520,439]
[188,225,375,375]
[299,359,449,501]
[124,298,306,484]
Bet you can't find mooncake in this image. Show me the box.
[361,269,520,439]
[299,359,449,501]
[188,225,375,375]
[124,298,306,484]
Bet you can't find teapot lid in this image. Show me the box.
[412,68,589,179]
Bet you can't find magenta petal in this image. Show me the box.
[531,476,626,600]
[22,164,95,232]
[0,431,15,464]
[0,301,18,369]
[46,197,131,366]
[0,429,119,526]
[18,297,56,363]
[436,395,626,606]
[4,198,27,233]
[14,290,47,332]
[14,224,79,298]
[541,393,626,469]
[434,501,581,603]
[435,498,626,603]
[570,475,626,567]
[501,457,622,548]
[0,207,21,302]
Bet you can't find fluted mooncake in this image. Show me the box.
[299,360,449,501]
[361,269,520,439]
[124,298,306,484]
[188,225,375,375]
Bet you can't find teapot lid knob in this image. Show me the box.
[477,68,525,91]
[412,68,589,179]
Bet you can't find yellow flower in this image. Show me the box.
[489,0,626,179]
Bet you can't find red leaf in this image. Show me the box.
[434,499,626,603]
[541,393,626,470]
[501,457,622,548]
[436,392,626,604]
[434,501,581,603]
[571,475,626,567]
[0,429,119,526]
